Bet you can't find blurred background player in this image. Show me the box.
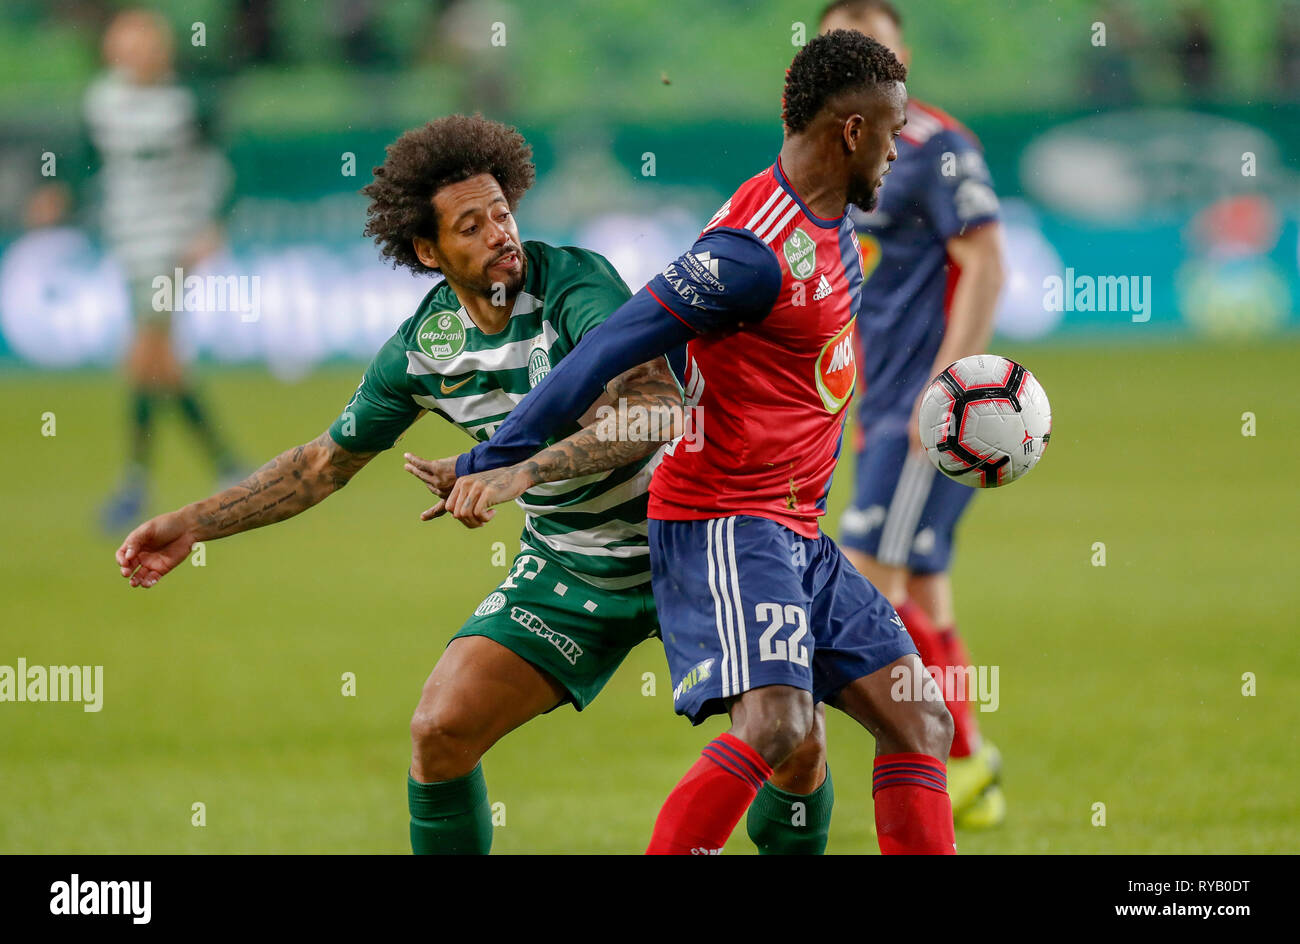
[819,0,1007,827]
[88,7,243,530]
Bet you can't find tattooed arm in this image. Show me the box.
[189,432,376,538]
[520,354,682,484]
[405,356,683,528]
[116,431,378,587]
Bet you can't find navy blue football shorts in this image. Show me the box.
[650,514,918,725]
[839,425,975,574]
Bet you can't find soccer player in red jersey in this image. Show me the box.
[819,0,1008,827]
[439,31,956,854]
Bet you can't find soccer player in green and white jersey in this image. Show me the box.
[115,115,828,853]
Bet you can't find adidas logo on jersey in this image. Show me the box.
[692,251,720,278]
[813,274,833,301]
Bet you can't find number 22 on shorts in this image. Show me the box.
[755,602,809,666]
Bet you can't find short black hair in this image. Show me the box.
[362,114,536,273]
[818,0,903,29]
[782,29,907,135]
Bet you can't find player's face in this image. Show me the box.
[103,11,175,84]
[426,174,525,299]
[848,81,907,212]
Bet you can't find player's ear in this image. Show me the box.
[413,235,442,271]
[842,114,864,154]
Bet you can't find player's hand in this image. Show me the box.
[115,512,199,588]
[441,465,533,528]
[403,452,459,519]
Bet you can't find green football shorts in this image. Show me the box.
[129,275,174,329]
[450,546,660,710]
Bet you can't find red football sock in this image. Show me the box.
[646,732,772,855]
[938,625,981,758]
[896,600,979,760]
[872,753,957,854]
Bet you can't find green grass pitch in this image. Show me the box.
[1,338,1296,853]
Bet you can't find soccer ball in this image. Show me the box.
[917,354,1052,488]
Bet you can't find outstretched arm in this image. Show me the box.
[116,431,377,587]
[518,355,684,484]
[407,356,684,527]
[452,226,782,478]
[451,290,695,478]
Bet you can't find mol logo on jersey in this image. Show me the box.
[417,310,467,360]
[814,317,857,412]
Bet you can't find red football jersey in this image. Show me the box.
[644,159,865,538]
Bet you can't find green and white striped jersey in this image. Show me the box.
[328,240,663,589]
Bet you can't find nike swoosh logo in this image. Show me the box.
[440,375,474,394]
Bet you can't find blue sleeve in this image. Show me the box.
[455,287,696,475]
[920,131,1000,241]
[643,226,783,332]
[456,227,782,475]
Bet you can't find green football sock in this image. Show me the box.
[174,389,237,472]
[129,389,156,474]
[746,765,834,855]
[408,765,493,855]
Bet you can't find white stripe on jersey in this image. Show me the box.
[704,199,734,233]
[751,194,794,242]
[759,203,801,245]
[522,468,612,498]
[521,445,666,514]
[405,317,559,377]
[523,518,649,557]
[412,389,526,425]
[517,546,650,592]
[744,186,785,231]
[516,541,651,591]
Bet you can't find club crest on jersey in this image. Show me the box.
[527,345,551,387]
[475,591,507,616]
[815,317,857,412]
[417,310,466,360]
[783,228,817,281]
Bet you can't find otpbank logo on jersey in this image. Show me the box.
[662,250,723,308]
[815,317,857,412]
[783,228,817,281]
[416,310,466,360]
